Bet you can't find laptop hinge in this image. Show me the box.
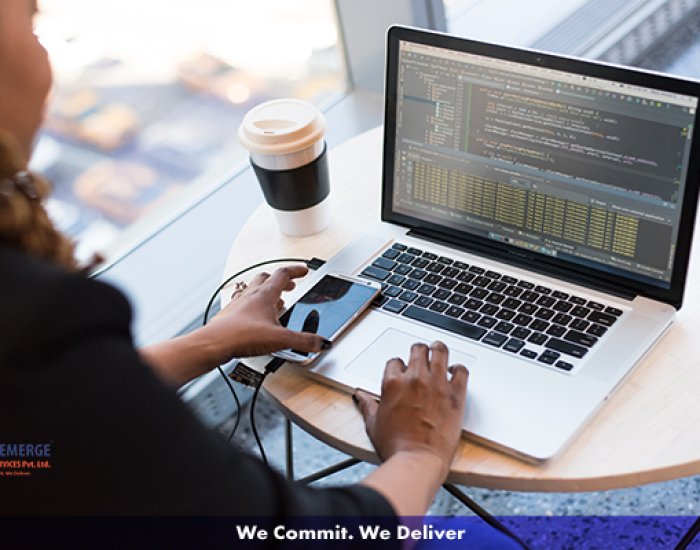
[408,227,637,301]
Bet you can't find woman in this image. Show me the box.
[0,0,469,522]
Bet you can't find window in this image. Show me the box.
[444,0,591,48]
[33,0,345,263]
[31,0,700,345]
[443,0,700,81]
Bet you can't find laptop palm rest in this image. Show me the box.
[319,308,602,460]
[344,328,477,395]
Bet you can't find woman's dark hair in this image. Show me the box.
[0,128,79,270]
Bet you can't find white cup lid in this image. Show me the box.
[238,99,326,156]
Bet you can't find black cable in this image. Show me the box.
[442,484,531,550]
[202,257,324,444]
[203,257,307,443]
[250,371,269,466]
[202,256,518,549]
[249,358,286,466]
[675,516,700,550]
[203,257,309,326]
[217,365,241,442]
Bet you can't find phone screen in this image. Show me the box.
[278,275,379,357]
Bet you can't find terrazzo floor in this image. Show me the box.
[222,393,700,548]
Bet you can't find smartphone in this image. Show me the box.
[273,273,382,364]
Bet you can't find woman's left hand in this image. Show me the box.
[141,265,327,385]
[197,265,327,363]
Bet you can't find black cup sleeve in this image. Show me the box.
[251,145,330,211]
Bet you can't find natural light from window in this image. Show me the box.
[32,0,344,262]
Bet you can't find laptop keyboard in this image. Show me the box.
[359,243,623,372]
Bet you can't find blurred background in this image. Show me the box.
[33,0,700,264]
[33,0,345,262]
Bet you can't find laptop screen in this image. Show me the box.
[387,32,699,295]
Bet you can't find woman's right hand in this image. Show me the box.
[355,341,468,480]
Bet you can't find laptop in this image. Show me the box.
[298,26,700,462]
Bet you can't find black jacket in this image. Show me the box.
[0,245,394,519]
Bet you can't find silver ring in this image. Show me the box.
[232,281,248,296]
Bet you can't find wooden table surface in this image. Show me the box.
[224,126,700,492]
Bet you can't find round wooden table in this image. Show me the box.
[224,126,700,492]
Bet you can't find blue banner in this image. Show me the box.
[1,516,698,549]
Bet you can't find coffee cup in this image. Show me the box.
[238,99,331,236]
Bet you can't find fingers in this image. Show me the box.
[406,341,449,377]
[230,272,268,301]
[265,265,309,296]
[381,357,405,397]
[407,342,429,374]
[403,341,464,386]
[449,364,469,392]
[230,280,250,301]
[354,389,379,433]
[273,327,327,353]
[429,341,450,378]
[385,356,406,377]
[248,272,270,288]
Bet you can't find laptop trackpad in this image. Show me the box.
[344,328,477,394]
